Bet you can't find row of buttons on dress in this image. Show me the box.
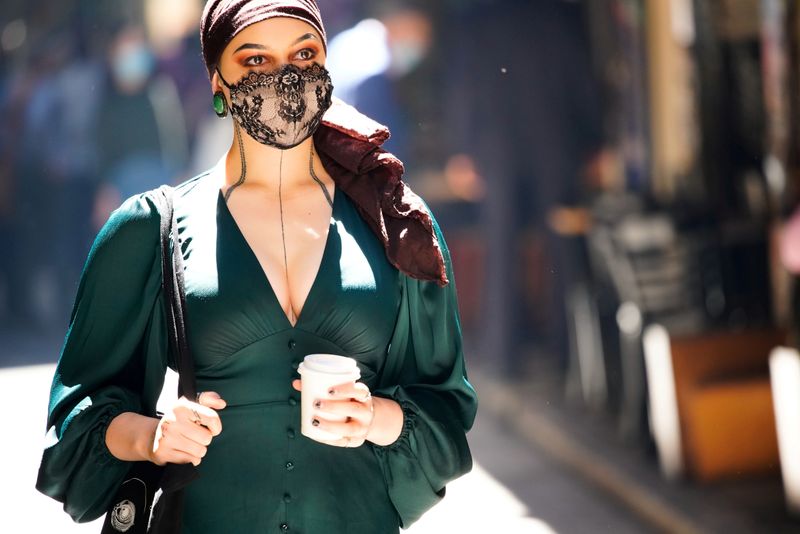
[290,338,300,372]
[283,338,299,532]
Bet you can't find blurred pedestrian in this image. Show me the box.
[92,25,187,230]
[14,30,103,327]
[145,0,211,159]
[447,0,604,374]
[780,205,800,337]
[352,2,434,165]
[780,206,800,275]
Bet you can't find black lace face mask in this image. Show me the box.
[217,62,334,149]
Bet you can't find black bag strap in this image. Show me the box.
[101,187,197,534]
[156,185,197,400]
[154,186,199,499]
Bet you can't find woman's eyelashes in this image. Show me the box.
[241,47,316,67]
[295,47,316,61]
[243,55,267,67]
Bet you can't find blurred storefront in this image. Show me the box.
[493,0,800,527]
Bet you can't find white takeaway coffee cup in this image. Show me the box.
[297,353,361,442]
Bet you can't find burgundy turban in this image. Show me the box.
[201,0,327,78]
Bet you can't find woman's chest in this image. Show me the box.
[222,185,335,325]
[173,182,401,381]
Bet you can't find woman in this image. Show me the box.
[36,1,478,532]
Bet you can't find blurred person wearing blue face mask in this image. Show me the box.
[383,7,431,79]
[93,26,187,229]
[353,4,433,170]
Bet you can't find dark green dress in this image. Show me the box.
[36,160,478,534]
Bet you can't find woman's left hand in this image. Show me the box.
[291,379,403,448]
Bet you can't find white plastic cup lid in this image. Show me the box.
[299,353,360,375]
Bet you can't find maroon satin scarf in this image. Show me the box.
[315,98,448,287]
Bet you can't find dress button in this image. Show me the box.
[280,522,289,531]
[283,493,292,503]
[287,428,296,439]
[288,339,296,349]
[288,397,298,407]
[285,461,295,471]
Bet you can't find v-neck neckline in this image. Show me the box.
[217,183,338,330]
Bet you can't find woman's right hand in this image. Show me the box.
[149,391,226,467]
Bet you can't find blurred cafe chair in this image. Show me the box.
[643,325,783,482]
[548,205,608,410]
[587,204,719,442]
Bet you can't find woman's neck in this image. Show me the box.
[223,126,328,197]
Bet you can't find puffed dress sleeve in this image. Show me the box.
[35,192,170,522]
[371,207,479,529]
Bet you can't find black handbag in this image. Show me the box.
[101,185,199,534]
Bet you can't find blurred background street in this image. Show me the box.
[4,0,800,532]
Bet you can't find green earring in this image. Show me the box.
[213,91,228,118]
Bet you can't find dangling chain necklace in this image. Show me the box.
[224,122,248,203]
[277,149,295,324]
[225,126,334,323]
[310,144,333,209]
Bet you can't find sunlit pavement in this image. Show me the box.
[2,356,652,533]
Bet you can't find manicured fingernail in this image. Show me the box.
[312,419,320,427]
[328,388,336,395]
[314,400,321,409]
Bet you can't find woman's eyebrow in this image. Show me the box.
[292,33,318,45]
[233,33,318,54]
[233,43,267,53]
